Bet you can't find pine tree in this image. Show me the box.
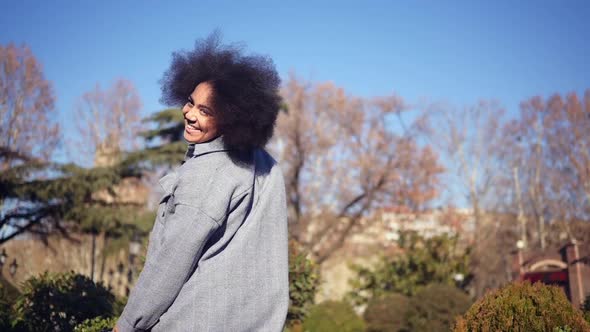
[125,108,186,169]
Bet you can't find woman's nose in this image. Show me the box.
[184,107,197,121]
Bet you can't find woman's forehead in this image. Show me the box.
[192,81,214,99]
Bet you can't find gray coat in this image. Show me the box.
[117,136,289,332]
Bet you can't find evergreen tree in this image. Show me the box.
[0,156,149,243]
[347,231,472,306]
[125,108,186,169]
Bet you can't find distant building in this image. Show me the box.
[315,206,475,303]
[514,240,590,307]
[0,232,138,298]
[380,206,474,241]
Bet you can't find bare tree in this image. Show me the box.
[418,99,520,298]
[72,79,142,167]
[70,79,143,281]
[518,96,553,249]
[419,100,508,240]
[273,75,443,264]
[544,91,590,219]
[506,91,590,245]
[0,43,60,170]
[0,43,61,242]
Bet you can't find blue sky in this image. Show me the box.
[1,0,589,164]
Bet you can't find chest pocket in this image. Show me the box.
[156,194,176,222]
[157,170,179,224]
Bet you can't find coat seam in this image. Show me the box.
[174,203,223,227]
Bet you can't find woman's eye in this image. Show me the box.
[199,109,209,116]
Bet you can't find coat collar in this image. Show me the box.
[159,137,229,196]
[184,135,228,161]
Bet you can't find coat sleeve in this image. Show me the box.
[116,202,222,331]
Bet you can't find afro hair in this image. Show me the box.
[160,32,281,152]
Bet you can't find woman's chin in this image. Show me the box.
[184,131,201,143]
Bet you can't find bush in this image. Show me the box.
[583,295,590,324]
[0,284,13,331]
[74,316,117,332]
[112,296,127,317]
[287,239,320,328]
[302,300,365,332]
[406,283,471,332]
[453,281,590,332]
[0,275,20,303]
[363,293,411,332]
[348,231,471,306]
[13,271,115,332]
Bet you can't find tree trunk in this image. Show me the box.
[99,230,107,282]
[513,166,527,247]
[90,232,96,281]
[534,118,546,250]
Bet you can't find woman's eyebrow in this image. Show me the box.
[197,104,212,112]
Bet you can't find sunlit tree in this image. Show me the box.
[274,75,443,264]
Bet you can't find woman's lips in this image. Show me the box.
[185,124,201,133]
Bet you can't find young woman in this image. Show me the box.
[115,33,289,332]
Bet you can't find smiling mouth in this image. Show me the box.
[185,124,201,132]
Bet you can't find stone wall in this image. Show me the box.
[0,232,142,298]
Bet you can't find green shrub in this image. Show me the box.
[363,293,411,332]
[13,271,115,332]
[583,295,590,324]
[0,284,13,331]
[348,231,471,306]
[113,296,127,317]
[453,281,590,332]
[406,283,471,332]
[302,300,365,332]
[0,275,21,303]
[74,316,117,332]
[287,239,320,328]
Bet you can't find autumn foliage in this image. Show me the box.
[274,75,444,263]
[0,43,59,170]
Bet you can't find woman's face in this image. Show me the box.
[182,81,219,143]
